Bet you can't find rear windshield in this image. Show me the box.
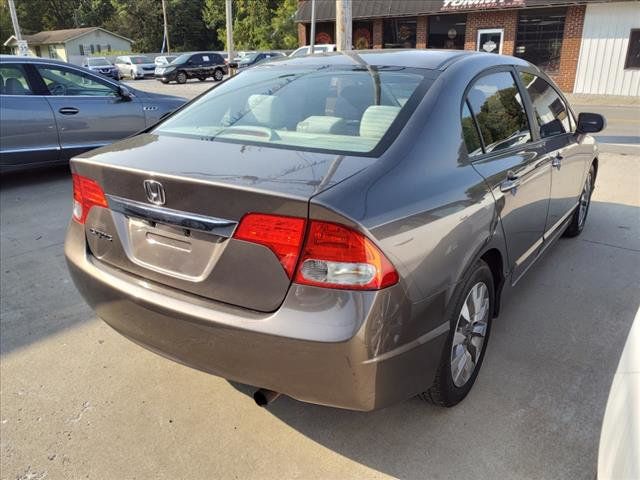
[87,58,110,66]
[131,56,152,64]
[155,65,427,154]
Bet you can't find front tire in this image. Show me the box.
[564,164,595,237]
[176,71,187,84]
[213,68,224,81]
[419,260,494,407]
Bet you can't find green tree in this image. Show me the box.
[203,0,298,50]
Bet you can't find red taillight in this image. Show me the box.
[294,221,399,290]
[233,214,398,290]
[72,173,108,224]
[233,213,306,278]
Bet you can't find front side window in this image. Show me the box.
[625,29,640,69]
[466,71,531,153]
[519,72,571,138]
[514,8,567,73]
[36,66,118,96]
[0,64,33,95]
[155,66,426,154]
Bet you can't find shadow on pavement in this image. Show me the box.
[0,166,95,355]
[229,201,639,479]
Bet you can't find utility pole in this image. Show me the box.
[225,0,234,76]
[335,0,352,52]
[161,0,171,54]
[8,0,28,56]
[7,0,22,40]
[309,0,316,53]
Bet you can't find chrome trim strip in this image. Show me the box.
[0,145,61,153]
[543,202,579,241]
[106,194,237,238]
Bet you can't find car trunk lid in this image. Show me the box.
[71,133,373,312]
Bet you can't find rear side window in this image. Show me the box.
[155,66,426,154]
[0,64,32,95]
[466,71,531,154]
[519,72,571,138]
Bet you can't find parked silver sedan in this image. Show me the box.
[0,55,186,172]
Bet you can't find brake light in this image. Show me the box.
[72,173,108,224]
[294,220,398,290]
[233,213,306,279]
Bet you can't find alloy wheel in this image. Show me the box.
[450,282,489,388]
[214,69,223,81]
[578,171,593,228]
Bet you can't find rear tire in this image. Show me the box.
[564,164,595,238]
[213,68,224,81]
[419,260,494,407]
[176,71,187,84]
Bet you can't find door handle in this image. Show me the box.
[500,171,521,193]
[58,107,79,115]
[551,151,563,169]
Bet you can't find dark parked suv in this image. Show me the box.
[155,52,227,84]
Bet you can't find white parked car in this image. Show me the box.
[289,44,336,57]
[114,55,156,80]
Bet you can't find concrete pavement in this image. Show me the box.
[1,145,638,479]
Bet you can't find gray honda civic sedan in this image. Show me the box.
[65,50,604,410]
[0,55,185,172]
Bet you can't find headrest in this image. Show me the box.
[359,105,401,138]
[297,116,346,134]
[247,94,285,127]
[5,77,26,95]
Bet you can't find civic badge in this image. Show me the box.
[143,179,165,206]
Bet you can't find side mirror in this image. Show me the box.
[118,85,133,101]
[228,62,238,69]
[577,112,606,134]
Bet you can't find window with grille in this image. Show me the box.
[514,8,567,74]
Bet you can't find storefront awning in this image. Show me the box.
[295,0,629,22]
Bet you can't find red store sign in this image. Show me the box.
[441,0,525,10]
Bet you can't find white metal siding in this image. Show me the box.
[574,2,640,96]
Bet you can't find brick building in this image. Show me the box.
[296,0,640,95]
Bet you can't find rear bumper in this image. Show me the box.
[65,220,448,411]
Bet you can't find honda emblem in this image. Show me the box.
[143,180,166,206]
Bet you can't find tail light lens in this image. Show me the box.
[72,173,108,224]
[235,214,399,290]
[233,213,306,279]
[294,221,398,290]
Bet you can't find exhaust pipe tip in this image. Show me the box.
[254,388,281,407]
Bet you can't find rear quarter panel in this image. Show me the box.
[311,55,518,351]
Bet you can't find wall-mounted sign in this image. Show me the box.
[477,29,504,54]
[315,32,332,44]
[442,0,525,11]
[16,40,29,56]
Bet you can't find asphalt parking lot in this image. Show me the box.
[1,82,639,478]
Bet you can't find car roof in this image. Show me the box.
[0,54,72,67]
[274,49,530,71]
